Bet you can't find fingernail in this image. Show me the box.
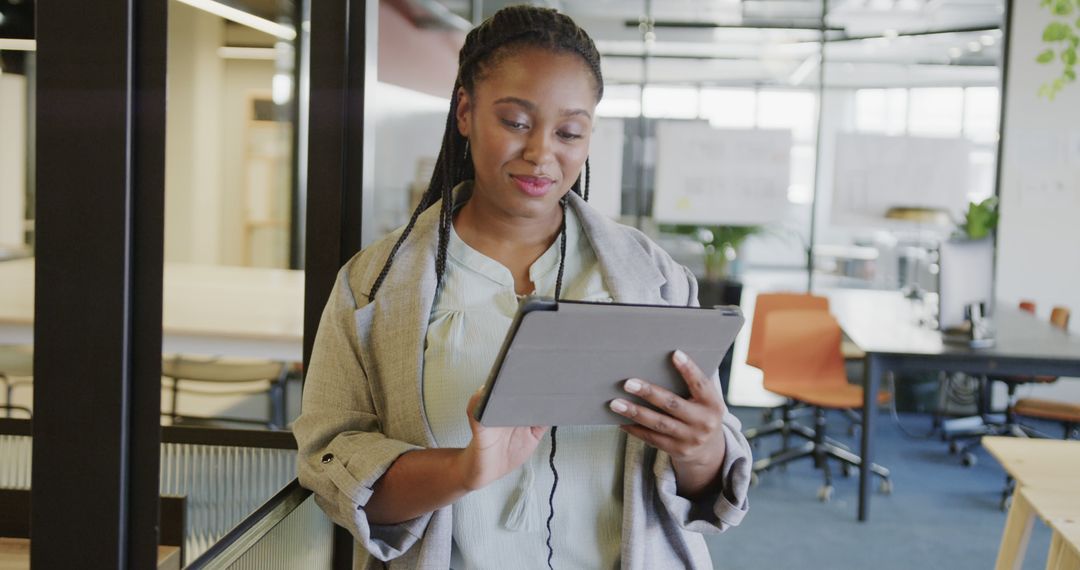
[673,350,688,365]
[624,379,642,393]
[609,399,628,413]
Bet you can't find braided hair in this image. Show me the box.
[368,5,603,299]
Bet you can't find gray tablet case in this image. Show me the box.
[476,298,745,427]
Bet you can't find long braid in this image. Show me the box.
[368,6,603,300]
[583,158,591,203]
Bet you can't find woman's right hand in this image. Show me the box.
[457,391,547,491]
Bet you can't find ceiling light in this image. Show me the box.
[217,46,277,60]
[0,11,6,26]
[980,34,996,46]
[0,39,35,51]
[788,53,821,86]
[949,47,963,58]
[175,0,296,41]
[968,41,983,52]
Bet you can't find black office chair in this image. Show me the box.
[946,305,1070,466]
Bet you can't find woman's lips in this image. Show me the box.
[510,175,555,197]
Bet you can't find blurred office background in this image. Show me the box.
[2,0,1080,568]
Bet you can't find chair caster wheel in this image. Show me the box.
[949,441,961,454]
[879,479,893,495]
[961,452,977,467]
[842,464,854,478]
[750,472,760,488]
[817,485,834,502]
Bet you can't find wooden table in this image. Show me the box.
[0,258,304,361]
[0,538,181,570]
[826,289,1080,521]
[1019,487,1080,570]
[984,436,1080,570]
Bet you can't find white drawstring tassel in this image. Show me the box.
[503,459,543,532]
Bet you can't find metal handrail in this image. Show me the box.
[185,478,311,569]
[0,418,297,449]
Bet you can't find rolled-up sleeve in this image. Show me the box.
[293,268,430,561]
[651,263,752,532]
[652,410,752,532]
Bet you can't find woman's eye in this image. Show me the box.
[558,131,583,141]
[501,119,528,130]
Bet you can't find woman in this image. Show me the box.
[295,6,751,569]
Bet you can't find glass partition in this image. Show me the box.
[162,0,304,432]
[0,1,35,419]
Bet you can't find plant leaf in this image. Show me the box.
[1054,0,1074,15]
[1064,48,1078,65]
[1066,67,1077,81]
[1044,22,1071,41]
[1037,48,1056,63]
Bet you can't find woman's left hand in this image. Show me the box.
[609,349,728,498]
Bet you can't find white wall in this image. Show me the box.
[996,0,1080,401]
[0,74,27,250]
[165,1,225,265]
[220,59,278,266]
[371,82,450,238]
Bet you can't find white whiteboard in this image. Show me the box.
[831,132,969,227]
[586,118,624,219]
[652,122,791,225]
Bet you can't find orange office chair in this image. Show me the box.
[753,309,892,501]
[743,293,831,447]
[746,293,831,369]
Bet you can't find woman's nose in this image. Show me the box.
[522,130,555,166]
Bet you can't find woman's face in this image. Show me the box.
[456,47,598,221]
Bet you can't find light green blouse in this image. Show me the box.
[422,202,625,570]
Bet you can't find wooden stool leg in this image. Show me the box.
[997,489,1036,570]
[1046,532,1063,570]
[1056,538,1080,570]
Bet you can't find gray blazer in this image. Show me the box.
[294,190,752,570]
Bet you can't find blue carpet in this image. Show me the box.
[705,408,1054,570]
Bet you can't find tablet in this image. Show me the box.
[475,298,745,427]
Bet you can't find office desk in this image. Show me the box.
[826,290,1080,522]
[0,258,304,361]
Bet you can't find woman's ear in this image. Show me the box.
[455,87,471,137]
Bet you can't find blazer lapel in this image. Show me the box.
[568,192,666,304]
[361,203,442,447]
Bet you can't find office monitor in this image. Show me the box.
[937,238,994,331]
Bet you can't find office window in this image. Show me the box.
[756,90,816,141]
[908,87,964,137]
[700,88,756,128]
[596,84,641,118]
[855,88,907,135]
[642,85,699,119]
[963,87,1000,144]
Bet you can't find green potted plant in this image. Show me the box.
[957,197,999,240]
[661,224,761,281]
